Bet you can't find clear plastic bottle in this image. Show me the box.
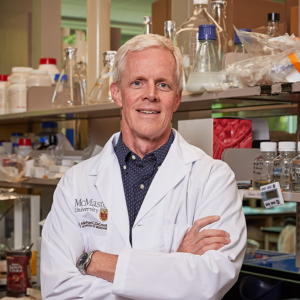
[273,141,296,191]
[252,142,277,190]
[267,13,280,37]
[175,0,220,81]
[52,47,86,108]
[290,141,300,192]
[234,28,251,53]
[87,51,116,105]
[186,25,222,93]
[211,0,232,61]
[143,16,152,34]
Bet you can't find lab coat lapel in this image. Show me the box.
[94,134,131,248]
[133,131,193,227]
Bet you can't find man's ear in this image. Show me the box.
[173,89,182,112]
[110,82,122,108]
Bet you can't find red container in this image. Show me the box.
[6,249,31,297]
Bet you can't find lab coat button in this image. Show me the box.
[140,184,144,189]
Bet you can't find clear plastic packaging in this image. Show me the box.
[87,51,116,105]
[0,154,26,181]
[234,29,251,53]
[273,142,296,191]
[186,25,222,93]
[211,0,232,60]
[290,141,300,192]
[253,142,277,190]
[175,0,221,80]
[52,47,86,108]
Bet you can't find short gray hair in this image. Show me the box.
[113,34,183,92]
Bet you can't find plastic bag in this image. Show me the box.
[0,155,26,182]
[234,25,300,58]
[220,48,300,88]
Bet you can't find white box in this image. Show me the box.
[48,165,70,173]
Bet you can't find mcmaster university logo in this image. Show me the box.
[75,198,107,221]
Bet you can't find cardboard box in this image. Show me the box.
[286,0,298,34]
[178,118,252,159]
[290,5,299,36]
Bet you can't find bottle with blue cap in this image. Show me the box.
[52,47,86,108]
[234,29,251,53]
[175,0,220,81]
[186,25,221,93]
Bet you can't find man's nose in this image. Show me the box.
[143,82,158,101]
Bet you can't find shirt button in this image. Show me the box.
[132,155,136,160]
[140,184,144,190]
[123,165,126,170]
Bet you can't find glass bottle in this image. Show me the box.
[164,21,176,43]
[77,56,87,95]
[175,0,220,81]
[52,47,86,108]
[267,13,280,37]
[186,25,222,93]
[143,16,152,34]
[211,0,232,62]
[234,28,251,53]
[273,142,296,191]
[290,141,300,192]
[87,51,116,105]
[253,142,277,190]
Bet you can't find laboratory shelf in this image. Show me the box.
[0,178,59,188]
[0,84,298,125]
[243,189,300,202]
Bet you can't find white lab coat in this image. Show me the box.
[41,129,246,300]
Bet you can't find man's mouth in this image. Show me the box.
[137,110,160,114]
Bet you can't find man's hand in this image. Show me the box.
[177,215,230,256]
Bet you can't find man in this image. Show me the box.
[41,34,246,299]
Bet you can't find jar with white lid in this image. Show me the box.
[38,58,59,84]
[0,75,9,115]
[10,67,33,82]
[27,70,51,87]
[8,79,27,113]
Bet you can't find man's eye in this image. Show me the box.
[133,81,141,86]
[159,83,169,88]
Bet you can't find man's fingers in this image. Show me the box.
[197,229,230,241]
[196,243,225,256]
[196,237,230,249]
[188,215,220,236]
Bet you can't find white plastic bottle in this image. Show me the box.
[10,67,33,82]
[27,70,52,87]
[38,58,59,85]
[8,79,27,113]
[253,142,277,189]
[273,141,296,191]
[17,138,32,157]
[0,75,9,115]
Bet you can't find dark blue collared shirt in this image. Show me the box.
[114,132,174,242]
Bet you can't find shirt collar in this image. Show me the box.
[114,131,174,166]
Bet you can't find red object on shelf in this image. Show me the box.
[213,119,252,159]
[18,138,32,146]
[39,58,56,65]
[0,74,9,81]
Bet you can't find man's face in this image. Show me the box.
[111,47,182,140]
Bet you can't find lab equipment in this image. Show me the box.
[253,142,277,190]
[164,21,176,43]
[260,182,285,209]
[17,139,32,157]
[10,67,33,83]
[267,12,280,37]
[290,141,300,192]
[175,0,221,81]
[273,141,296,191]
[143,16,152,34]
[0,75,8,115]
[235,29,251,53]
[8,79,27,113]
[52,47,86,108]
[87,51,116,105]
[186,25,222,93]
[211,0,232,61]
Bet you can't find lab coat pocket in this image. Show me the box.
[86,230,107,252]
[164,224,189,253]
[133,225,165,252]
